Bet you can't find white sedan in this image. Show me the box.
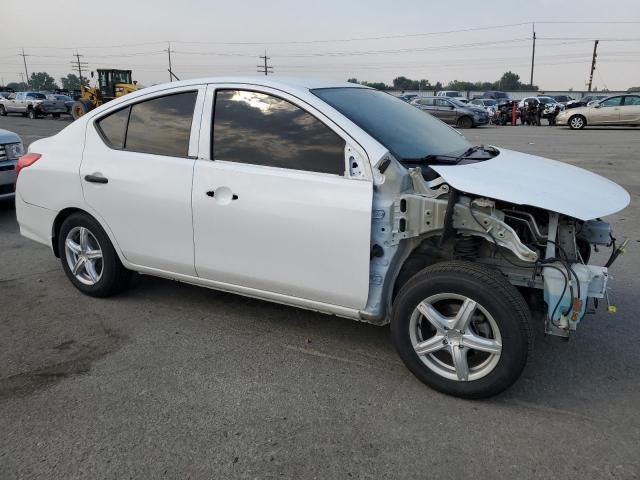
[15,77,629,398]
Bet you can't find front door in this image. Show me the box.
[192,87,372,309]
[591,96,622,124]
[80,87,205,275]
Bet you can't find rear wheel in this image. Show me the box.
[0,105,6,116]
[72,100,92,120]
[58,213,131,297]
[457,116,473,129]
[391,261,532,398]
[568,115,586,129]
[27,108,37,119]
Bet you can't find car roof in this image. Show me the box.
[136,76,369,98]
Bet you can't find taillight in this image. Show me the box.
[16,153,41,177]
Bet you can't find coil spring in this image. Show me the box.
[454,235,482,260]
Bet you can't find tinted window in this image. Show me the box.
[600,97,622,107]
[96,107,129,149]
[623,95,640,106]
[213,90,345,175]
[435,99,452,108]
[26,93,46,99]
[126,91,197,157]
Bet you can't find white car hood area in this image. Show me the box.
[430,148,630,221]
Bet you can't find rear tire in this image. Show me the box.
[58,213,131,297]
[0,105,6,116]
[27,109,37,120]
[457,116,473,129]
[568,115,586,130]
[391,261,532,399]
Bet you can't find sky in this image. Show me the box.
[1,0,639,91]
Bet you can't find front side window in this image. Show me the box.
[435,99,452,108]
[623,95,640,106]
[600,97,622,107]
[212,90,345,175]
[95,90,197,157]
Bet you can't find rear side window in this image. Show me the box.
[212,90,345,175]
[623,96,640,106]
[95,91,197,157]
[96,107,129,149]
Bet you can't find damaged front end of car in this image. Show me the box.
[362,148,629,339]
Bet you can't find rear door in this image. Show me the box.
[435,99,456,124]
[191,86,372,309]
[620,95,640,124]
[81,86,205,275]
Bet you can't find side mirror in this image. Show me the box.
[594,103,601,108]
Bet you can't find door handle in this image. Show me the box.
[84,174,108,184]
[205,189,238,200]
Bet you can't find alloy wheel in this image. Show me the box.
[409,293,502,382]
[64,226,104,286]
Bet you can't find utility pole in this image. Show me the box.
[530,23,536,87]
[18,73,25,90]
[165,42,180,82]
[20,48,30,88]
[71,52,88,88]
[588,40,599,92]
[257,50,274,76]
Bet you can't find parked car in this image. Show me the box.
[412,96,489,128]
[482,90,511,101]
[398,94,418,103]
[0,129,24,199]
[436,90,467,101]
[549,94,574,105]
[46,94,75,114]
[470,98,498,116]
[0,92,12,100]
[0,91,68,119]
[555,94,640,129]
[566,95,607,109]
[15,77,629,398]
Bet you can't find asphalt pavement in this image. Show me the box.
[1,115,639,479]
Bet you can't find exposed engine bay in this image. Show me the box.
[363,155,628,339]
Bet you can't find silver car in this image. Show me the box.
[556,94,640,129]
[0,129,24,199]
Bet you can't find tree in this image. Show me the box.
[433,81,443,92]
[6,81,27,91]
[497,71,521,91]
[392,76,415,90]
[60,73,89,90]
[347,78,359,84]
[29,72,59,91]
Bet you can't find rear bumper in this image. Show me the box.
[15,193,56,249]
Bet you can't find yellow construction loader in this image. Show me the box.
[72,69,137,120]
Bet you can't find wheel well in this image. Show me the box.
[51,207,85,257]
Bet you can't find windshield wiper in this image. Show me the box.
[403,145,498,165]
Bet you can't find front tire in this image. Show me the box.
[27,109,37,119]
[391,261,532,399]
[568,115,586,129]
[457,116,473,129]
[58,213,131,297]
[0,105,6,116]
[72,100,92,120]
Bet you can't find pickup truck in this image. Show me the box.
[0,91,68,119]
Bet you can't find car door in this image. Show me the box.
[8,93,20,113]
[80,86,205,275]
[191,86,372,309]
[590,96,622,124]
[620,95,640,124]
[435,99,456,124]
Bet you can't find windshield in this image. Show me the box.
[537,97,555,104]
[483,100,496,106]
[312,87,470,162]
[55,95,72,101]
[27,93,46,99]
[445,92,460,97]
